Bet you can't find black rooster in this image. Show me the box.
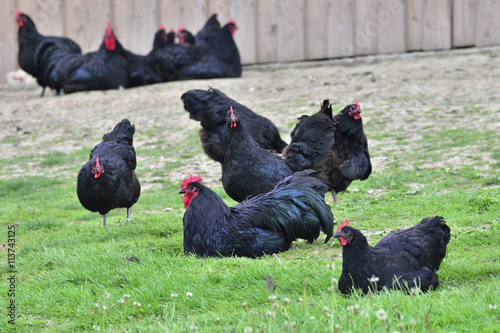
[333,217,451,294]
[181,87,287,164]
[77,119,141,227]
[55,22,130,94]
[179,170,334,257]
[15,10,81,96]
[284,100,372,204]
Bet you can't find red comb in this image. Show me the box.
[169,28,175,33]
[16,10,21,18]
[159,24,165,30]
[179,25,186,31]
[336,220,349,232]
[229,19,236,25]
[355,100,360,110]
[230,106,235,117]
[181,175,202,189]
[95,156,100,167]
[106,22,112,33]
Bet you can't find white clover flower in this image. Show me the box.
[266,311,276,318]
[171,293,178,299]
[244,327,253,333]
[297,297,304,303]
[489,303,497,310]
[103,292,110,299]
[370,275,380,283]
[186,292,194,297]
[375,309,388,321]
[133,301,141,308]
[283,297,291,305]
[101,305,107,311]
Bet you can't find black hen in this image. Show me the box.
[124,25,168,88]
[57,22,130,94]
[181,87,287,164]
[222,106,293,202]
[149,28,200,82]
[179,170,334,257]
[178,20,241,79]
[15,11,81,96]
[77,119,141,227]
[194,14,221,47]
[284,100,372,204]
[333,217,451,294]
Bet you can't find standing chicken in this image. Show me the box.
[333,217,451,294]
[55,22,130,94]
[284,100,372,204]
[181,87,287,164]
[223,106,293,202]
[77,119,141,227]
[179,170,334,257]
[15,11,81,96]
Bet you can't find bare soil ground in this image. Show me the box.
[1,47,499,189]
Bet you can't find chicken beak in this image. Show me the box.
[178,189,186,194]
[333,232,341,239]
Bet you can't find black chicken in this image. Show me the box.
[55,22,130,94]
[149,27,199,82]
[179,170,334,257]
[178,19,241,79]
[77,119,141,227]
[181,87,287,164]
[177,26,196,45]
[223,106,293,202]
[124,25,168,88]
[333,217,451,294]
[15,10,81,96]
[194,14,221,47]
[284,100,372,204]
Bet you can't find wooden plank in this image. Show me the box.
[0,0,18,82]
[178,0,208,34]
[62,1,87,51]
[405,0,424,51]
[327,0,354,58]
[231,0,257,64]
[277,0,305,62]
[256,0,278,63]
[37,0,64,36]
[158,0,181,31]
[353,0,378,55]
[476,0,500,46]
[453,0,476,47]
[111,0,133,52]
[422,0,451,51]
[208,0,231,23]
[85,0,111,52]
[129,0,158,54]
[377,0,405,54]
[304,0,329,60]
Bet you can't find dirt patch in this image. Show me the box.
[0,47,499,187]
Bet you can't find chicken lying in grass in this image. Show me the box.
[179,170,334,258]
[77,119,141,227]
[333,217,450,294]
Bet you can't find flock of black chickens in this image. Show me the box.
[16,11,241,97]
[17,11,451,295]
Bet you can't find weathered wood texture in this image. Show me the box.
[2,0,500,83]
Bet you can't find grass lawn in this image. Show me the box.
[1,51,500,332]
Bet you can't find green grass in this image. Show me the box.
[1,97,500,332]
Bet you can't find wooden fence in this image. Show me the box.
[1,0,500,84]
